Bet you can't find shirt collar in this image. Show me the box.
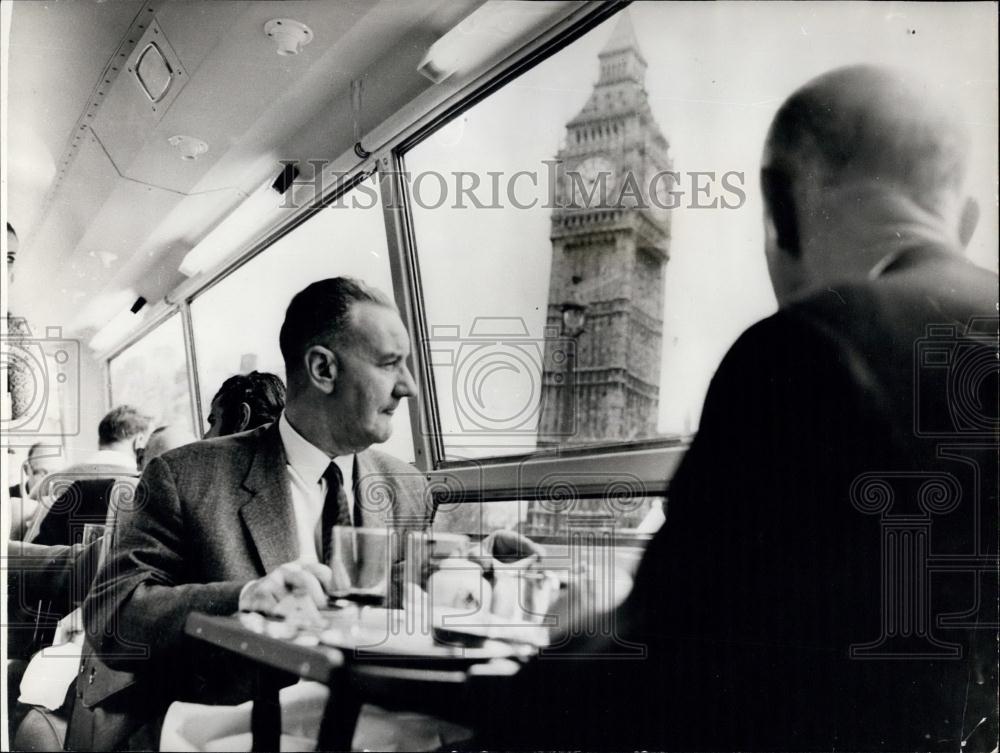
[89,449,138,471]
[278,412,354,488]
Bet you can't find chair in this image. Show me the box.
[25,468,139,548]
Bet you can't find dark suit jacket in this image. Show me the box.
[68,422,431,751]
[5,541,101,661]
[492,245,998,750]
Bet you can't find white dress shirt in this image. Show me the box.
[278,413,355,563]
[59,448,139,475]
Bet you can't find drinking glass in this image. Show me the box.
[327,527,394,607]
[403,530,470,590]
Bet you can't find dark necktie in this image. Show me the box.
[320,461,352,565]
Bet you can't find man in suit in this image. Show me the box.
[72,277,430,750]
[489,65,998,750]
[29,405,149,546]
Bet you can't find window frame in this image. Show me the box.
[377,1,689,495]
[104,1,689,499]
[104,308,199,435]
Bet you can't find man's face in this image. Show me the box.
[24,452,55,492]
[203,397,244,439]
[203,398,225,439]
[328,303,417,451]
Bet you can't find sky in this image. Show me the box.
[404,1,998,445]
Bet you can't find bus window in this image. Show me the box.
[403,7,775,465]
[108,312,195,436]
[188,176,415,463]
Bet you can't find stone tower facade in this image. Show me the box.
[537,12,672,448]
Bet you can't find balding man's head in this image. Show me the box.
[140,425,196,470]
[761,65,978,305]
[765,65,970,203]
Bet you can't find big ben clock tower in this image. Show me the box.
[538,11,672,447]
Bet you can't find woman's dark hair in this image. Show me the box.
[210,371,286,434]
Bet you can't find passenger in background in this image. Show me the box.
[140,425,198,471]
[490,65,998,750]
[7,442,57,499]
[203,370,285,439]
[28,405,150,547]
[6,442,58,540]
[75,277,432,750]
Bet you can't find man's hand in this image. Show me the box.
[239,561,332,619]
[53,607,84,646]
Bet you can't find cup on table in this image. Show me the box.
[327,526,395,607]
[403,530,470,591]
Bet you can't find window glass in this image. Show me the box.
[434,497,664,539]
[108,313,194,434]
[403,1,995,462]
[189,176,415,462]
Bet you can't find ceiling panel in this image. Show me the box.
[5,0,494,343]
[5,0,147,238]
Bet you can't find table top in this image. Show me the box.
[185,606,541,678]
[185,607,533,725]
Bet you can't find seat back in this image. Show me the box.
[26,469,138,548]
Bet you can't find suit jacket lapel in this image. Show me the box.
[238,424,298,573]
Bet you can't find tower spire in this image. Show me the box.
[600,9,645,64]
[596,9,647,86]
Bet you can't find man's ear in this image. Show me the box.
[236,402,252,432]
[760,167,801,257]
[304,345,338,394]
[132,435,146,464]
[958,197,980,249]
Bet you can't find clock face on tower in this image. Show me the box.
[575,156,615,197]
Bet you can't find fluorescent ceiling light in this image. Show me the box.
[179,179,286,277]
[89,302,147,353]
[418,1,564,83]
